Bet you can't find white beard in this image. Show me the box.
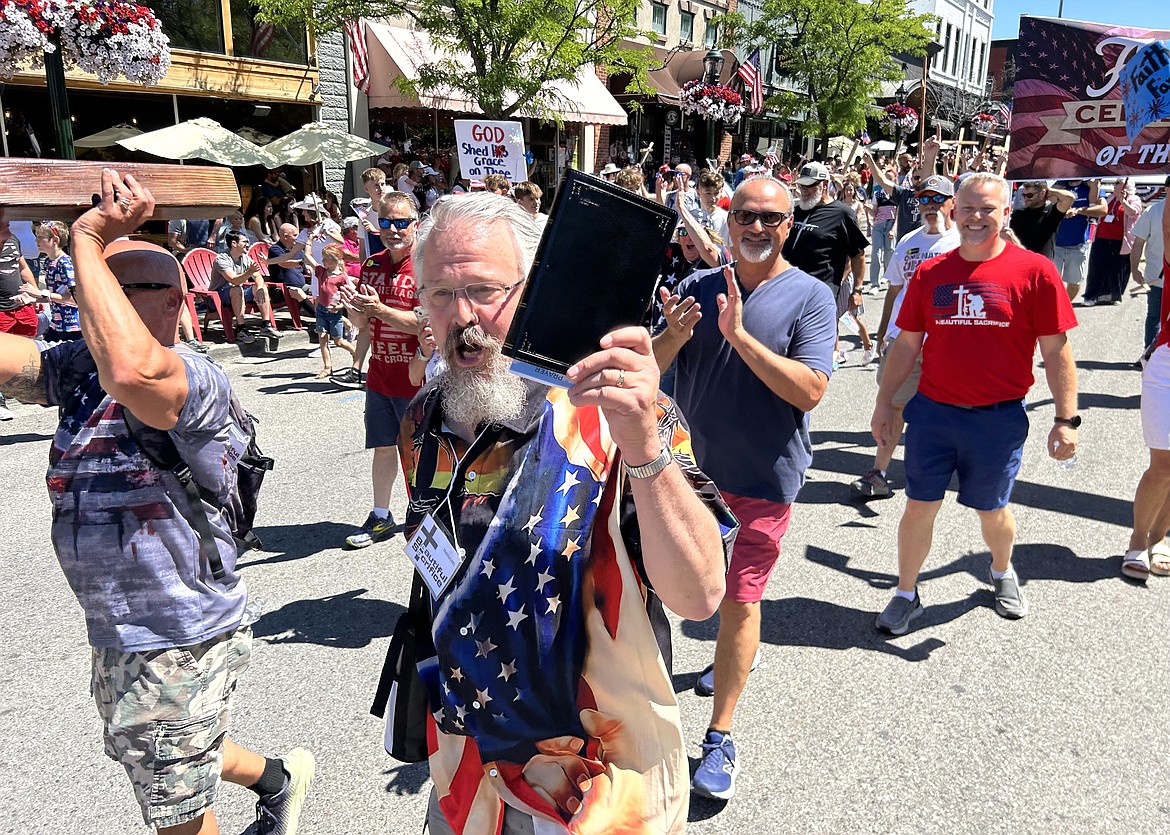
[797,190,822,211]
[437,326,527,428]
[738,240,775,263]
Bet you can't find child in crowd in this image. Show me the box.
[27,221,81,342]
[314,244,357,379]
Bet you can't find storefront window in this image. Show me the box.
[704,21,718,48]
[651,4,666,37]
[230,0,308,64]
[144,0,225,54]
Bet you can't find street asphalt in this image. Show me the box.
[1,290,1166,834]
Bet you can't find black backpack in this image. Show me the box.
[53,341,273,580]
[125,390,273,580]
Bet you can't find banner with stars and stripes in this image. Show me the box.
[1006,15,1170,180]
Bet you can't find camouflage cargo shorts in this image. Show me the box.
[90,626,252,829]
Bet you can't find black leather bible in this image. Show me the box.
[503,168,677,387]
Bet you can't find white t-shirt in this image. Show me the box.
[883,225,960,341]
[296,219,342,296]
[397,175,422,208]
[1131,200,1165,288]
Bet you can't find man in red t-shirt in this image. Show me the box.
[871,173,1080,635]
[339,191,423,548]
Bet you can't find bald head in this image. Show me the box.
[731,176,793,212]
[103,240,184,290]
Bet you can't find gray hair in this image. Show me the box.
[731,175,794,210]
[414,193,542,285]
[959,172,1012,205]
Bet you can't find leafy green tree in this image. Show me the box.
[722,0,935,153]
[252,0,655,121]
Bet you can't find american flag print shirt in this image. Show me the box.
[401,380,736,834]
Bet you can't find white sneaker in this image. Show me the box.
[862,347,879,365]
[836,348,848,366]
[0,404,13,421]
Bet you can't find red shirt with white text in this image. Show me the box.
[896,242,1077,406]
[360,250,420,398]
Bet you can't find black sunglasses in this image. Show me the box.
[916,194,950,205]
[378,217,416,230]
[121,283,173,292]
[730,209,790,228]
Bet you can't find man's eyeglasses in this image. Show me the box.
[730,209,790,228]
[1021,192,1040,200]
[121,283,173,293]
[916,194,949,205]
[378,217,416,230]
[417,280,525,310]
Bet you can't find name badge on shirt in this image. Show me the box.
[404,512,466,599]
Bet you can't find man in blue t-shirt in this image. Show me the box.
[0,173,315,832]
[1052,179,1107,302]
[653,176,837,801]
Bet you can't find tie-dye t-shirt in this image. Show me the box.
[401,380,737,834]
[40,341,248,652]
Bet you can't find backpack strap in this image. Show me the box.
[124,411,228,582]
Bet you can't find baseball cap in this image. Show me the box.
[408,160,424,170]
[104,240,184,290]
[739,153,754,163]
[916,174,955,197]
[421,166,439,176]
[795,162,831,186]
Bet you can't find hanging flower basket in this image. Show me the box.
[971,112,999,135]
[679,80,745,123]
[0,0,170,86]
[881,102,919,134]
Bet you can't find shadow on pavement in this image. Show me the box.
[240,521,375,567]
[1012,542,1123,584]
[256,379,360,396]
[250,588,403,648]
[384,762,430,796]
[679,591,949,666]
[1075,359,1142,372]
[687,775,728,821]
[0,431,54,445]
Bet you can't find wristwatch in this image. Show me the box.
[1054,415,1082,428]
[625,447,673,479]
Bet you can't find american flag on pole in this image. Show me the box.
[996,101,1012,129]
[737,49,764,115]
[250,19,274,57]
[860,130,871,145]
[344,19,371,94]
[763,145,779,169]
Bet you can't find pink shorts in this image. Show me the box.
[723,492,792,603]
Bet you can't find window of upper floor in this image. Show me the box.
[651,3,667,37]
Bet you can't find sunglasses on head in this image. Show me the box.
[378,217,416,230]
[916,194,949,205]
[730,209,790,228]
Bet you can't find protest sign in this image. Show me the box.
[1122,40,1170,143]
[454,120,526,183]
[1006,16,1170,180]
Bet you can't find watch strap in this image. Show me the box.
[624,447,673,479]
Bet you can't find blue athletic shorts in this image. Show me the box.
[365,389,412,449]
[902,393,1029,511]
